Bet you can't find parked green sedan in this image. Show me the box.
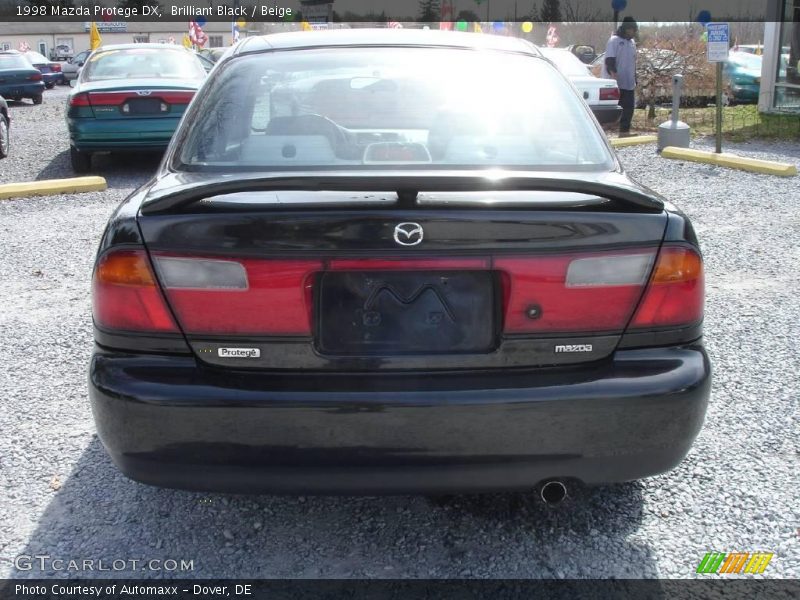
[0,51,45,105]
[723,51,762,104]
[66,44,206,173]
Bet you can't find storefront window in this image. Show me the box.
[775,0,800,109]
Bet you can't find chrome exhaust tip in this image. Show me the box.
[540,480,568,505]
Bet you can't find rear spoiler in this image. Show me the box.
[139,173,665,215]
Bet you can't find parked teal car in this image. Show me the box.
[723,51,762,104]
[66,44,206,173]
[0,51,45,105]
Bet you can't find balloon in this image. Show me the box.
[456,20,468,31]
[522,21,533,33]
[196,17,207,27]
[236,18,246,29]
[697,10,712,25]
[492,21,504,31]
[611,0,627,11]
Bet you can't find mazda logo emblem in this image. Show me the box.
[393,222,423,246]
[136,90,152,96]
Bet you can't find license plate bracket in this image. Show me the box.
[124,98,163,114]
[317,270,498,355]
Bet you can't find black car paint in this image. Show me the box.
[90,344,710,494]
[89,32,710,494]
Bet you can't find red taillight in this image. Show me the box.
[155,91,195,104]
[136,248,701,339]
[496,250,657,333]
[88,92,138,105]
[87,90,195,106]
[28,72,42,82]
[600,87,620,101]
[69,92,91,107]
[153,256,322,335]
[630,246,704,328]
[329,258,489,271]
[51,63,61,72]
[92,250,179,333]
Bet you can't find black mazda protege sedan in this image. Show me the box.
[89,30,710,499]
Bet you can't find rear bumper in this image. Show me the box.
[730,84,759,102]
[89,344,711,494]
[0,83,44,98]
[591,104,623,125]
[68,117,180,150]
[42,72,64,85]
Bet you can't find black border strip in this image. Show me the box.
[2,579,799,600]
[0,0,784,23]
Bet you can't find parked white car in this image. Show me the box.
[540,47,621,126]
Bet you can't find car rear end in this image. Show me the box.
[0,52,45,101]
[23,51,63,87]
[67,46,205,159]
[725,52,762,103]
[88,35,709,494]
[540,48,621,126]
[68,86,199,150]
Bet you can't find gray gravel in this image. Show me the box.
[0,93,798,579]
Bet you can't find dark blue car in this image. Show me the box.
[22,50,65,88]
[0,51,45,104]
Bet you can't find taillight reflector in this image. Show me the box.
[600,87,620,101]
[155,256,321,335]
[87,91,195,106]
[496,250,657,333]
[69,92,90,107]
[92,250,179,333]
[28,72,43,82]
[630,246,704,328]
[130,247,701,339]
[51,63,62,72]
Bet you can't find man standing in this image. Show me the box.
[602,17,638,137]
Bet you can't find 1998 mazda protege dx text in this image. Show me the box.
[88,30,710,499]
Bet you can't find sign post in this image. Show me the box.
[706,22,729,154]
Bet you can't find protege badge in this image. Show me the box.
[218,348,261,359]
[554,344,593,353]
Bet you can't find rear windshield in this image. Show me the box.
[176,47,613,172]
[23,52,49,64]
[0,54,30,69]
[729,53,762,69]
[81,48,206,82]
[540,49,591,77]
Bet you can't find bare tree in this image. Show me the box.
[561,0,602,22]
[636,33,715,118]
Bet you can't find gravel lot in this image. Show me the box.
[1,88,798,580]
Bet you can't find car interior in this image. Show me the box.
[185,64,606,169]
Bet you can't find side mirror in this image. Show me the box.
[78,61,84,67]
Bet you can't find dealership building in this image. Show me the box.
[0,21,238,56]
[761,0,800,112]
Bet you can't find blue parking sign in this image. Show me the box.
[706,23,729,62]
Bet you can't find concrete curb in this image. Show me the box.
[610,135,658,148]
[661,147,798,177]
[0,176,108,200]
